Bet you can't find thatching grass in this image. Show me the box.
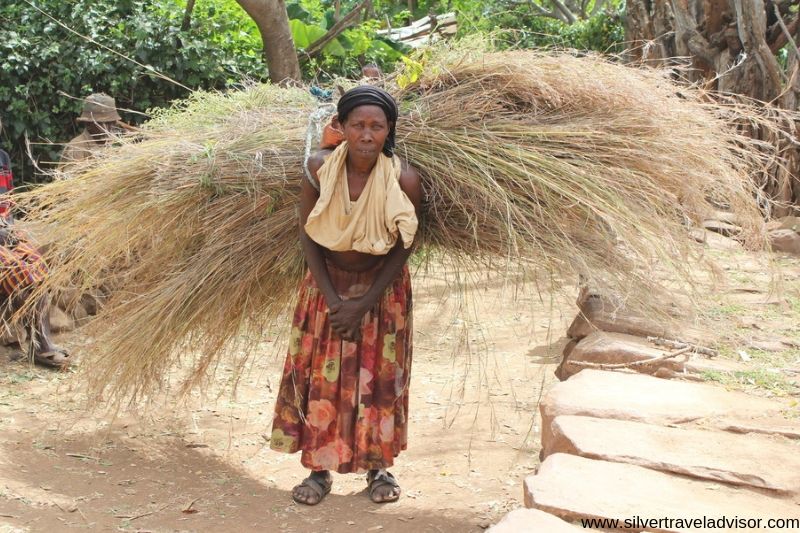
[14,48,778,404]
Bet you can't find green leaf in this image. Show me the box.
[289,19,326,48]
[286,1,311,22]
[323,38,347,57]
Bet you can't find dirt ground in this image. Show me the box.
[0,267,576,533]
[0,243,798,533]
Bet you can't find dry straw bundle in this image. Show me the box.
[16,48,774,403]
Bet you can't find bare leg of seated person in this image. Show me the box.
[11,289,70,369]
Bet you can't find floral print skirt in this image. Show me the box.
[270,260,412,474]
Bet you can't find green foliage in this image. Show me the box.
[285,0,407,81]
[1,0,627,183]
[453,1,625,54]
[0,0,264,183]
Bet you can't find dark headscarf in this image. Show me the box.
[337,86,398,157]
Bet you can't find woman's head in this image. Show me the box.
[336,86,397,157]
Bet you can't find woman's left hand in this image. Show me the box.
[329,298,370,341]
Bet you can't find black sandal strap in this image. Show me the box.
[293,474,331,504]
[368,470,399,498]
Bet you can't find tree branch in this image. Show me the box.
[302,0,372,60]
[670,0,719,67]
[181,0,196,32]
[528,1,560,19]
[769,11,800,54]
[771,4,800,59]
[580,0,590,18]
[590,0,606,17]
[551,0,577,24]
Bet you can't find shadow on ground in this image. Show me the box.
[0,426,477,532]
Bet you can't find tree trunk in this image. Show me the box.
[723,0,781,100]
[624,0,676,66]
[235,0,302,84]
[181,0,196,32]
[774,19,800,217]
[627,0,799,213]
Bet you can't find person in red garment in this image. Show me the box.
[0,139,69,368]
[270,86,422,505]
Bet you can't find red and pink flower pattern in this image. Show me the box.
[270,264,413,474]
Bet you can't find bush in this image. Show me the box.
[1,0,265,183]
[453,1,625,54]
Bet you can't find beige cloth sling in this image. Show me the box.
[304,141,418,255]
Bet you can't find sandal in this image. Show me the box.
[292,473,332,505]
[367,469,401,503]
[33,347,71,369]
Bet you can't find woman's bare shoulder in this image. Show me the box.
[396,157,422,207]
[397,157,420,184]
[307,149,335,174]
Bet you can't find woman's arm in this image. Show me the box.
[299,151,340,309]
[329,161,423,338]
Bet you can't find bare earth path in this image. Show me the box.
[0,270,571,532]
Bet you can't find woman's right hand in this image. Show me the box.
[329,299,365,341]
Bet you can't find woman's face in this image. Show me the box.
[341,105,390,159]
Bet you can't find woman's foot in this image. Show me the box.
[367,469,400,503]
[292,470,332,505]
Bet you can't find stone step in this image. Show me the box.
[525,454,800,532]
[540,370,800,455]
[559,331,745,380]
[548,415,800,494]
[488,508,581,532]
[566,292,703,342]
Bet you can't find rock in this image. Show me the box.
[549,415,800,494]
[48,306,75,333]
[560,332,674,379]
[79,288,106,316]
[748,339,790,352]
[71,301,89,325]
[711,209,740,225]
[539,370,799,455]
[702,219,741,237]
[0,321,25,346]
[566,293,700,342]
[766,219,783,232]
[488,508,580,532]
[777,215,800,233]
[560,331,745,380]
[52,287,82,312]
[769,229,800,255]
[554,339,578,381]
[690,228,742,251]
[524,454,800,531]
[681,355,747,374]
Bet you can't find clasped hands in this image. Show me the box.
[328,297,370,341]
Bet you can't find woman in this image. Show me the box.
[270,86,422,505]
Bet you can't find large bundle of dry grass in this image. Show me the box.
[16,48,775,403]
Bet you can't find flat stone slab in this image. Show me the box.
[549,415,800,494]
[566,293,703,342]
[559,332,745,380]
[702,219,741,237]
[488,508,581,532]
[690,228,743,250]
[525,454,800,532]
[540,370,799,454]
[769,228,800,255]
